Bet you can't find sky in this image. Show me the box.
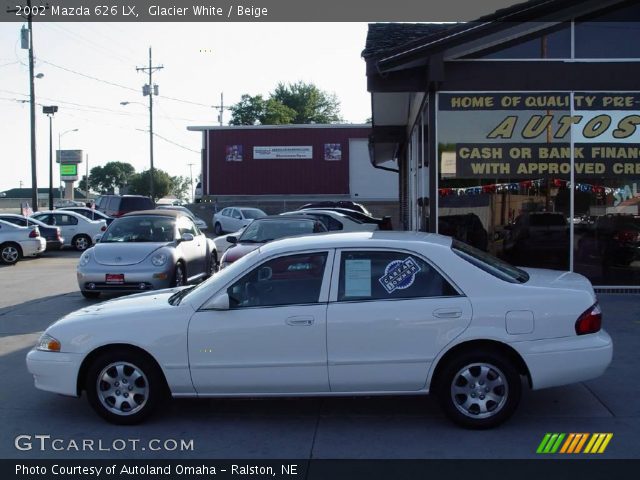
[0,22,372,193]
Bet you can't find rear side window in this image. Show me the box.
[337,250,458,301]
[121,197,154,211]
[1,217,25,226]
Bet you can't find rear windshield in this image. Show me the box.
[452,240,529,284]
[121,197,155,210]
[529,214,566,226]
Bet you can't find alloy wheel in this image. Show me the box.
[96,362,149,416]
[1,246,19,264]
[450,362,508,419]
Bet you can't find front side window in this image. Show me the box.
[227,252,328,308]
[232,209,242,220]
[338,250,458,301]
[34,214,54,225]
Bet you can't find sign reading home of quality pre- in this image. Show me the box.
[438,92,640,178]
[253,146,313,160]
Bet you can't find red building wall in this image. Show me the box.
[205,126,370,195]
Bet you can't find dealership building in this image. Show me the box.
[364,0,640,286]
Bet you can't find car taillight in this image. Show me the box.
[613,230,640,243]
[29,227,39,238]
[575,303,602,335]
[101,225,107,231]
[57,228,61,240]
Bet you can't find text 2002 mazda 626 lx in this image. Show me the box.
[27,232,613,428]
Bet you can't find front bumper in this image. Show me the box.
[513,329,613,390]
[26,349,84,397]
[77,265,174,293]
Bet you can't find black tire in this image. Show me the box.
[0,242,21,265]
[85,348,165,425]
[173,262,186,287]
[214,222,223,236]
[436,350,521,429]
[81,291,101,299]
[73,234,92,251]
[207,251,218,277]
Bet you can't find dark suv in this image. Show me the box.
[577,214,640,266]
[95,195,155,218]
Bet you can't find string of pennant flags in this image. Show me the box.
[438,178,622,197]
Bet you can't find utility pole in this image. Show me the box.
[8,0,44,211]
[187,163,195,202]
[212,92,226,126]
[136,47,163,199]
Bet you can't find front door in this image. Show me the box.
[188,250,333,394]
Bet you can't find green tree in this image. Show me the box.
[170,175,191,201]
[228,82,342,125]
[128,169,172,200]
[88,162,136,193]
[271,81,342,124]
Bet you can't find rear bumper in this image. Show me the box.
[512,330,613,390]
[20,239,46,257]
[46,239,64,250]
[26,349,83,397]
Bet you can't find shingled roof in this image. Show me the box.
[362,23,453,60]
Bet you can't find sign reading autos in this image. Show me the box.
[438,92,640,178]
[253,146,313,159]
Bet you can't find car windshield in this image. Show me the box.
[239,219,321,243]
[241,209,266,219]
[101,216,175,243]
[452,240,529,284]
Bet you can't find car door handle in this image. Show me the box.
[286,316,315,326]
[433,308,462,319]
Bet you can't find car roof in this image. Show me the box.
[256,231,452,256]
[34,210,85,218]
[122,209,182,218]
[251,215,319,222]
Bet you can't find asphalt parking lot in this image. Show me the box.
[0,250,639,459]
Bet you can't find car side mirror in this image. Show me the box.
[180,233,195,242]
[204,292,229,310]
[226,235,237,244]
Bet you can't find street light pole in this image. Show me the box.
[43,105,58,211]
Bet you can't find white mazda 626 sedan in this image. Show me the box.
[26,231,612,428]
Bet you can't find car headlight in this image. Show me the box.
[151,252,168,266]
[36,333,61,352]
[79,250,91,266]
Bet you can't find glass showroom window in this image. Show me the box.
[436,91,640,286]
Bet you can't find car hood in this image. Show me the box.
[222,243,262,263]
[93,242,168,266]
[521,268,595,298]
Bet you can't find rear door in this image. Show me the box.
[326,249,472,392]
[52,213,79,245]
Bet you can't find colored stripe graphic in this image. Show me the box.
[538,433,613,454]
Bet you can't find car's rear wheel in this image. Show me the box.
[173,262,186,287]
[73,234,91,251]
[81,291,101,299]
[0,242,21,265]
[214,222,222,236]
[85,349,164,425]
[436,351,521,429]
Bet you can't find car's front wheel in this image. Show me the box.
[85,349,165,425]
[214,222,222,236]
[436,351,521,429]
[173,262,186,287]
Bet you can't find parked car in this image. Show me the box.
[0,214,64,251]
[157,205,208,231]
[503,212,569,266]
[53,199,85,208]
[436,214,489,252]
[213,207,266,235]
[58,206,114,225]
[31,210,107,251]
[219,216,327,268]
[76,210,217,299]
[296,200,372,216]
[0,219,46,264]
[95,195,155,218]
[281,209,378,232]
[577,214,640,266]
[27,231,611,427]
[300,207,393,230]
[214,226,246,258]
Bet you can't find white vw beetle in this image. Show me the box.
[26,232,612,428]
